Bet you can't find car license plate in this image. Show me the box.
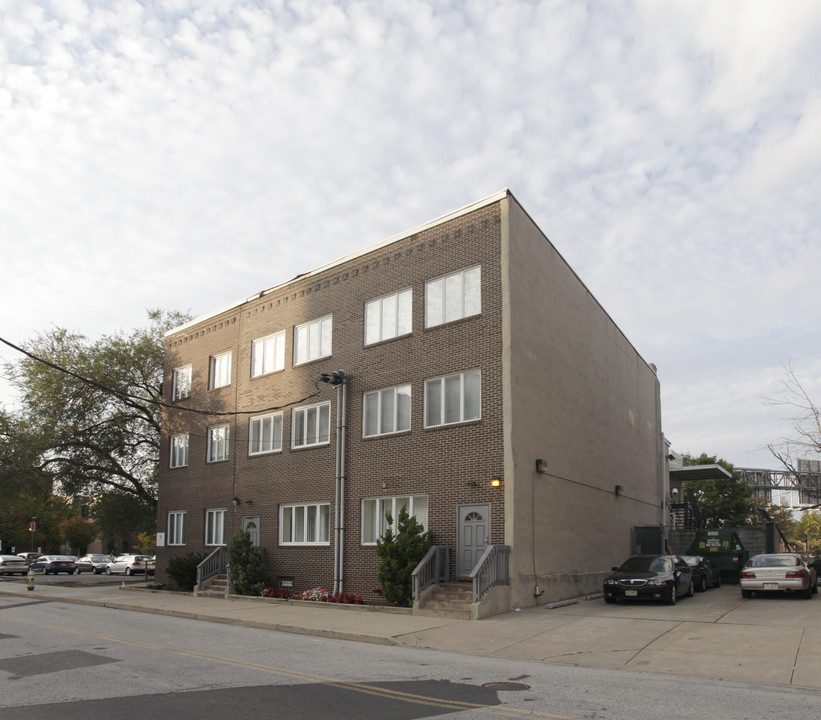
[625,590,638,597]
[763,582,778,589]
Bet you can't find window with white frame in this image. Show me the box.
[293,315,332,365]
[280,503,330,545]
[292,401,331,448]
[205,508,226,546]
[251,331,285,377]
[249,412,283,455]
[170,433,189,468]
[365,289,412,345]
[363,384,411,437]
[207,424,230,462]
[361,495,428,544]
[167,511,185,545]
[209,351,232,389]
[424,370,481,427]
[172,366,192,401]
[425,265,481,328]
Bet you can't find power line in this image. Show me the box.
[0,335,326,417]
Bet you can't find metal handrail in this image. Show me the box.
[468,545,511,602]
[196,546,228,592]
[411,545,450,601]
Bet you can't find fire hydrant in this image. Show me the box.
[26,567,35,592]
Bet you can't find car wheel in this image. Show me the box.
[714,575,721,588]
[70,569,76,575]
[666,585,677,605]
[812,583,818,595]
[697,577,706,592]
[802,586,813,599]
[686,580,694,598]
[741,589,752,598]
[125,567,132,576]
[604,595,616,604]
[105,567,112,575]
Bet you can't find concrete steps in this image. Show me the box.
[418,583,473,620]
[197,574,229,598]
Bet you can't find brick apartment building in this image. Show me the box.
[156,189,665,610]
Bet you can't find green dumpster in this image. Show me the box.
[686,529,749,583]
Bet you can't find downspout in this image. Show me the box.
[332,370,348,595]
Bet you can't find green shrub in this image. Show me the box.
[376,504,433,607]
[229,530,271,596]
[166,552,206,592]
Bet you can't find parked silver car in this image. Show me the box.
[739,553,818,599]
[75,554,113,574]
[0,554,28,575]
[105,554,152,576]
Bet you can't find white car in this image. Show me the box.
[0,554,28,575]
[739,553,818,599]
[105,554,152,576]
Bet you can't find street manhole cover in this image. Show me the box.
[482,682,531,691]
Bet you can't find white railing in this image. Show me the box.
[469,545,511,602]
[196,547,228,593]
[411,545,450,601]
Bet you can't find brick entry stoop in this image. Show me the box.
[417,582,473,620]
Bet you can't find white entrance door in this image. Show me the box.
[242,516,260,547]
[457,504,490,578]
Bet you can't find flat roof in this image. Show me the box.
[166,189,510,337]
[669,464,733,482]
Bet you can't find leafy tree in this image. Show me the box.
[755,500,799,544]
[767,363,821,467]
[376,504,433,607]
[3,309,190,508]
[682,453,756,528]
[135,532,157,555]
[92,491,156,553]
[228,530,270,596]
[795,510,821,553]
[59,516,99,554]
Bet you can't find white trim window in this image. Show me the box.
[207,424,230,463]
[205,508,226,546]
[167,511,185,546]
[170,433,189,468]
[363,384,411,437]
[249,412,283,455]
[251,331,285,377]
[425,265,481,328]
[294,315,332,365]
[424,370,481,427]
[292,401,331,448]
[365,289,412,345]
[209,351,232,389]
[362,495,428,544]
[280,502,330,545]
[172,366,192,401]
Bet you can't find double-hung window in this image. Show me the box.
[209,351,232,389]
[170,433,189,468]
[172,366,192,400]
[205,508,226,546]
[294,315,332,365]
[424,370,481,427]
[249,412,283,455]
[167,511,185,545]
[425,265,481,328]
[251,331,285,377]
[292,401,331,448]
[362,495,428,544]
[363,384,411,437]
[207,424,230,462]
[365,289,412,345]
[280,502,330,545]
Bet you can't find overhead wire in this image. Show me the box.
[0,335,325,417]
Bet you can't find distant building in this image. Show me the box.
[156,189,665,613]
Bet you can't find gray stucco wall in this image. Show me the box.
[502,196,664,606]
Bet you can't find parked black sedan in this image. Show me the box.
[603,554,694,605]
[681,555,721,591]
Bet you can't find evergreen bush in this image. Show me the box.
[166,552,206,591]
[376,504,433,607]
[229,530,271,596]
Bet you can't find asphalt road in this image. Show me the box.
[1,593,819,719]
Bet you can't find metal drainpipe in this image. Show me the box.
[332,370,348,596]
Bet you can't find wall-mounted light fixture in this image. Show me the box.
[381,481,388,490]
[535,459,548,474]
[490,477,503,488]
[614,485,623,496]
[232,497,240,506]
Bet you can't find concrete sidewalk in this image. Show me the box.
[1,580,819,691]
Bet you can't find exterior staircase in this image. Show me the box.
[196,573,229,599]
[416,582,473,620]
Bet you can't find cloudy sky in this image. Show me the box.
[1,0,820,471]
